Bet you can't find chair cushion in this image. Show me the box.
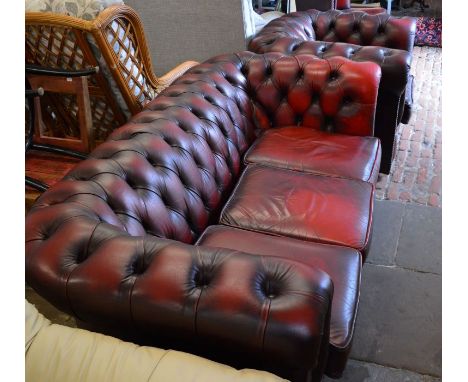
[245,127,381,184]
[197,224,362,376]
[25,0,124,20]
[220,165,374,255]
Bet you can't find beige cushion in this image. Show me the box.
[25,301,287,382]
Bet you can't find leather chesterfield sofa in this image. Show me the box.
[26,52,382,381]
[249,9,416,173]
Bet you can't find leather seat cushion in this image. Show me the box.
[245,127,381,184]
[196,225,361,374]
[220,165,374,255]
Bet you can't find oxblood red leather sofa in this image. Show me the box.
[249,9,416,173]
[25,52,382,381]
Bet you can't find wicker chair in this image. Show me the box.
[25,2,199,152]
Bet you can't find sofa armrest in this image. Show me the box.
[26,210,333,377]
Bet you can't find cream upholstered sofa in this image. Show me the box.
[26,301,286,382]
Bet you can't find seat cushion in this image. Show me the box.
[220,165,374,255]
[196,225,362,377]
[245,127,381,184]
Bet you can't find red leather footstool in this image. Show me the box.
[220,165,374,256]
[197,224,362,377]
[245,127,381,184]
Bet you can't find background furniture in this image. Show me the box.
[26,300,285,382]
[26,2,197,151]
[249,9,416,173]
[26,51,382,381]
[25,66,89,191]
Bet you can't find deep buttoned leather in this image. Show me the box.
[25,52,382,381]
[248,10,415,174]
[249,9,416,53]
[197,224,362,377]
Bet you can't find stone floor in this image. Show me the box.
[324,200,441,382]
[27,199,442,381]
[375,46,442,207]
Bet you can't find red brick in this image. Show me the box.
[399,191,412,202]
[393,168,404,183]
[417,167,428,184]
[406,156,418,167]
[410,141,421,156]
[421,148,432,158]
[401,125,413,140]
[414,119,425,131]
[398,139,410,151]
[434,145,442,160]
[387,182,400,200]
[411,130,423,142]
[429,193,441,207]
[430,176,442,194]
[404,172,417,188]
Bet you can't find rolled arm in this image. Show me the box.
[26,200,333,375]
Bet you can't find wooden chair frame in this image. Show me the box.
[26,5,198,151]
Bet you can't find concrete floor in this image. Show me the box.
[26,200,442,381]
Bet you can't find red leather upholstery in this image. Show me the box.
[245,127,381,184]
[25,52,382,381]
[197,225,362,377]
[220,165,374,255]
[250,9,416,52]
[248,10,415,174]
[336,0,350,8]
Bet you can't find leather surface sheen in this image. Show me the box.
[197,225,362,375]
[245,126,381,184]
[248,10,415,174]
[25,51,381,381]
[220,164,374,254]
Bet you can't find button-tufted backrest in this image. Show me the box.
[250,9,416,53]
[27,51,380,245]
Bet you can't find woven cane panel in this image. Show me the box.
[37,92,119,142]
[26,24,123,145]
[106,19,156,107]
[26,25,87,70]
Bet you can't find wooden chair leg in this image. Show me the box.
[27,74,95,153]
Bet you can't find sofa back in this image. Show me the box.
[251,9,416,53]
[26,52,380,247]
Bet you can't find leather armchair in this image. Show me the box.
[26,52,382,381]
[248,9,416,173]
